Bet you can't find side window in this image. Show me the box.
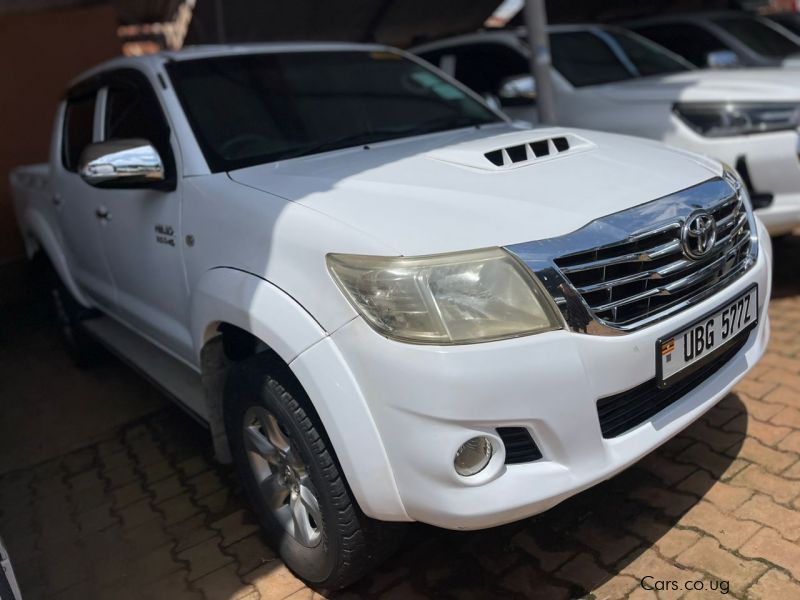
[633,23,728,67]
[104,73,175,178]
[451,43,531,100]
[62,93,96,171]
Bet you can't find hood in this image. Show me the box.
[592,68,800,104]
[228,125,722,255]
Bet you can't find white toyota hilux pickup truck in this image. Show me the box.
[11,44,771,589]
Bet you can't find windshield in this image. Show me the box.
[166,50,501,172]
[712,15,800,58]
[550,29,692,87]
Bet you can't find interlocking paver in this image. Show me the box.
[739,527,800,580]
[735,493,800,540]
[179,535,234,582]
[212,508,260,547]
[245,562,305,600]
[675,536,767,593]
[749,569,800,599]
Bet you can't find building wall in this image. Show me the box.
[0,5,120,263]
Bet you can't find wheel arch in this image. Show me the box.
[192,268,409,521]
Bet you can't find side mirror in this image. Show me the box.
[79,139,165,188]
[706,50,740,69]
[498,74,537,107]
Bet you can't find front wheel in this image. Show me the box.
[224,354,404,590]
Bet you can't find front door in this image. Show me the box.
[91,69,194,365]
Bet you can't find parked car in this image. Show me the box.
[626,10,800,68]
[413,26,800,236]
[11,43,770,589]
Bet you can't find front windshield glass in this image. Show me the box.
[713,15,800,58]
[166,50,501,172]
[550,29,692,87]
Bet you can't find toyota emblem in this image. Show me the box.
[681,211,717,260]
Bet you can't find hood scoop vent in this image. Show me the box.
[427,131,595,171]
[485,135,579,168]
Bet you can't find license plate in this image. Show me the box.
[657,286,758,387]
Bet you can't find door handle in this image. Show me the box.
[95,207,111,221]
[51,194,62,207]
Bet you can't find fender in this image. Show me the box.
[23,208,90,307]
[190,267,409,521]
[190,267,326,363]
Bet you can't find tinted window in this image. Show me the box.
[62,93,96,171]
[550,31,632,86]
[633,23,727,66]
[448,43,530,96]
[550,30,690,87]
[713,15,800,58]
[604,30,692,77]
[104,72,174,177]
[166,51,500,172]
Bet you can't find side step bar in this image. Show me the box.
[82,316,208,425]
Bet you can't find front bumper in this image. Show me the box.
[320,222,771,530]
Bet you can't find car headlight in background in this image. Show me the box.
[327,248,562,344]
[674,102,800,137]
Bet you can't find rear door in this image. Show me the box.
[55,85,117,309]
[93,69,194,364]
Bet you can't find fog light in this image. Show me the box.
[454,436,493,477]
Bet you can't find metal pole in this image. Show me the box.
[523,0,557,125]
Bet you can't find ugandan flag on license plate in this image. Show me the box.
[661,338,675,361]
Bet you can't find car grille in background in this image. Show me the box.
[496,427,543,464]
[597,330,751,438]
[554,192,751,328]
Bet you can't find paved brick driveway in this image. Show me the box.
[1,236,799,600]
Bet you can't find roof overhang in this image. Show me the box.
[184,0,504,48]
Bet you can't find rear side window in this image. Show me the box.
[633,23,727,66]
[62,93,96,171]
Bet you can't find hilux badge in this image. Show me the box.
[681,211,717,260]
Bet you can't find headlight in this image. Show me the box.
[674,102,800,137]
[327,247,562,344]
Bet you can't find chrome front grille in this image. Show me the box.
[554,193,751,327]
[505,176,758,335]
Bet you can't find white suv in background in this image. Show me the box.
[413,25,800,235]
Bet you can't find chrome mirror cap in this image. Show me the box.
[78,139,164,187]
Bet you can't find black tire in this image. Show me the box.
[48,270,101,367]
[224,353,405,590]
